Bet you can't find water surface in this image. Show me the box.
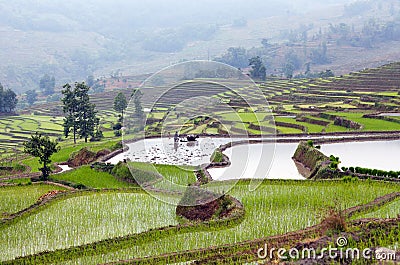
[108,138,400,180]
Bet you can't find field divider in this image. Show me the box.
[102,192,400,265]
[2,192,245,265]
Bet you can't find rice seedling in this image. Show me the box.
[0,184,66,215]
[19,179,399,264]
[0,191,179,261]
[352,198,400,219]
[51,166,133,189]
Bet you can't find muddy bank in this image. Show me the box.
[103,131,400,166]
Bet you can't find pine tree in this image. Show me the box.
[133,89,144,131]
[62,83,79,144]
[114,92,128,119]
[76,84,99,142]
[61,82,99,143]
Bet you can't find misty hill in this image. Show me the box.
[0,0,400,93]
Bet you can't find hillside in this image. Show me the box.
[1,0,400,93]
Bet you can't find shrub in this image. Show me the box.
[111,141,123,151]
[91,162,114,173]
[329,155,340,170]
[90,130,104,142]
[320,206,347,235]
[342,176,358,183]
[111,162,161,185]
[111,162,133,181]
[210,148,224,163]
[113,123,122,131]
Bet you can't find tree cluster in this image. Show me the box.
[26,90,37,106]
[214,47,248,69]
[143,24,217,53]
[0,83,18,113]
[61,82,100,143]
[40,74,56,95]
[249,56,266,80]
[342,166,400,179]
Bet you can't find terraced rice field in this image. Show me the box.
[1,179,398,264]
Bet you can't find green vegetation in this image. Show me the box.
[328,112,400,131]
[249,56,266,80]
[51,166,133,189]
[25,90,37,106]
[355,199,400,219]
[0,177,31,185]
[151,164,197,191]
[23,132,60,180]
[2,61,400,264]
[10,180,395,264]
[122,162,197,192]
[62,82,100,143]
[0,83,18,114]
[342,166,400,179]
[0,191,179,261]
[0,184,66,215]
[39,74,55,96]
[113,92,128,119]
[211,148,224,163]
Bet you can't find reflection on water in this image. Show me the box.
[320,140,400,171]
[378,113,400,117]
[107,138,400,181]
[208,143,305,180]
[107,137,244,166]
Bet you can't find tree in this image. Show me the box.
[23,132,60,180]
[62,83,78,144]
[26,90,37,106]
[214,47,248,68]
[283,62,295,79]
[310,42,329,65]
[75,82,99,143]
[249,56,266,80]
[114,92,128,119]
[132,89,144,131]
[0,85,18,113]
[329,155,340,170]
[40,74,56,95]
[62,82,99,143]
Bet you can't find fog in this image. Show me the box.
[1,0,399,93]
[0,0,352,33]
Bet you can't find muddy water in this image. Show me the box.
[107,137,245,166]
[107,138,400,180]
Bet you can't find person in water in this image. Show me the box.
[174,131,179,142]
